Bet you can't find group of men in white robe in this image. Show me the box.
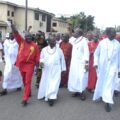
[67,27,120,112]
[0,33,23,96]
[0,26,120,112]
[93,27,120,112]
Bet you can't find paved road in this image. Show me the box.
[0,62,120,120]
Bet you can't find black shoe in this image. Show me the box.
[80,92,86,101]
[59,84,64,88]
[114,91,119,97]
[0,90,7,96]
[16,87,22,91]
[29,93,32,97]
[21,100,28,107]
[105,103,111,112]
[48,99,54,106]
[87,89,94,93]
[35,83,39,88]
[72,92,80,97]
[39,97,45,100]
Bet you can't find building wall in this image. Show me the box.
[33,13,47,33]
[15,8,34,33]
[7,5,15,22]
[52,20,68,33]
[0,4,7,21]
[15,8,48,33]
[0,27,7,39]
[0,2,53,38]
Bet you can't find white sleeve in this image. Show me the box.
[39,49,45,63]
[3,41,8,62]
[59,48,66,71]
[118,44,120,72]
[94,43,101,66]
[0,43,2,50]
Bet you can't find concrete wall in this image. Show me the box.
[0,4,7,21]
[52,20,68,33]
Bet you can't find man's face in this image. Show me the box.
[73,28,82,38]
[86,33,93,41]
[25,33,32,43]
[93,34,99,42]
[73,30,79,38]
[107,29,116,40]
[9,33,14,40]
[62,34,69,42]
[49,38,56,48]
[35,33,40,40]
[55,34,60,41]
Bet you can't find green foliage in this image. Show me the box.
[58,12,95,32]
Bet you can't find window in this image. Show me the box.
[53,22,57,27]
[11,11,14,17]
[42,14,46,21]
[40,22,43,27]
[7,11,10,16]
[34,12,39,20]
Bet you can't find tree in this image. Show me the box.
[58,12,95,32]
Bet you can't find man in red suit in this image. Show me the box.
[11,24,40,106]
[60,34,72,87]
[87,34,99,92]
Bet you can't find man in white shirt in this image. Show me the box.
[68,28,89,100]
[93,27,120,112]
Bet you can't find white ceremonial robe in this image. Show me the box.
[115,77,120,92]
[3,39,23,89]
[69,36,76,45]
[68,36,89,93]
[38,46,66,101]
[0,43,3,63]
[56,39,62,47]
[93,38,120,104]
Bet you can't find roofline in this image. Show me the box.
[0,1,17,7]
[53,18,68,23]
[0,1,54,16]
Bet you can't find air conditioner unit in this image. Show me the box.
[40,22,43,27]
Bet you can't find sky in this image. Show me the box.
[2,0,120,29]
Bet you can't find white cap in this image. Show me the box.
[5,33,9,38]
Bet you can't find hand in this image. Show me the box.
[85,64,89,72]
[28,26,32,32]
[6,21,11,27]
[39,62,44,68]
[61,71,66,76]
[94,65,98,69]
[118,72,120,78]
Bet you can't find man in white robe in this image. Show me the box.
[69,36,76,45]
[93,27,120,112]
[0,42,3,81]
[0,42,3,63]
[38,34,66,106]
[55,33,62,47]
[0,33,22,96]
[68,28,89,100]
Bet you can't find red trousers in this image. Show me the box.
[21,70,33,101]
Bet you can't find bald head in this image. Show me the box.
[48,34,56,48]
[62,33,70,42]
[105,27,116,40]
[55,33,61,41]
[74,28,83,38]
[25,32,33,43]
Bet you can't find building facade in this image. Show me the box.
[0,1,54,39]
[52,18,68,33]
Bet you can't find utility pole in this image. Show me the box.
[25,0,28,31]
